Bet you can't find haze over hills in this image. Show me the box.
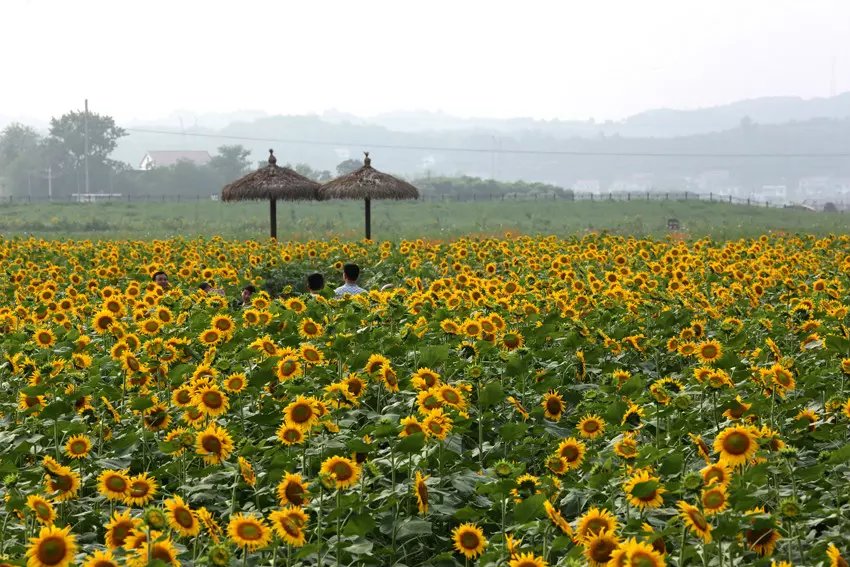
[318,92,850,138]
[5,93,850,204]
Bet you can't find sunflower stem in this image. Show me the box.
[230,467,239,515]
[53,421,59,459]
[678,522,687,567]
[477,379,483,471]
[712,390,719,433]
[391,445,397,559]
[769,387,776,429]
[317,482,324,566]
[336,489,342,567]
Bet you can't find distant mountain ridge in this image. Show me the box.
[317,93,850,138]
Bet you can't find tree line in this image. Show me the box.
[0,110,573,200]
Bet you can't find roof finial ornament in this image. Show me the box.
[363,151,371,167]
[268,149,277,166]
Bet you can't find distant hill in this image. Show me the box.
[325,93,850,138]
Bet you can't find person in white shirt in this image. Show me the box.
[335,263,367,297]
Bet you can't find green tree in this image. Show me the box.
[336,158,361,176]
[293,163,332,183]
[0,123,41,168]
[209,145,251,182]
[48,110,126,171]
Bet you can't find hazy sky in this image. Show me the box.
[2,0,849,124]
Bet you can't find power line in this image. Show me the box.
[125,126,850,159]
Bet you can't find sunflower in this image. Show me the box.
[105,509,141,549]
[744,507,781,556]
[452,522,487,559]
[250,335,280,357]
[543,500,573,536]
[298,317,323,339]
[138,318,161,335]
[26,524,77,567]
[124,472,158,507]
[81,549,119,567]
[399,416,425,438]
[438,384,466,410]
[162,495,200,537]
[688,433,712,463]
[276,356,303,382]
[701,485,729,515]
[63,434,92,459]
[238,456,256,487]
[277,473,309,507]
[97,470,131,501]
[299,343,324,365]
[198,327,222,346]
[614,434,638,459]
[583,530,620,567]
[510,551,548,567]
[197,507,224,543]
[277,423,306,445]
[507,396,530,420]
[92,310,116,333]
[33,328,55,348]
[577,414,606,439]
[228,513,271,550]
[623,469,666,510]
[223,373,247,393]
[502,331,525,351]
[269,506,308,547]
[195,423,235,465]
[211,314,235,335]
[284,297,306,313]
[678,342,697,356]
[364,353,390,375]
[696,339,723,363]
[828,544,849,567]
[771,364,796,394]
[511,474,541,502]
[678,500,712,543]
[440,319,460,334]
[609,538,665,567]
[26,495,56,525]
[714,425,759,467]
[414,471,429,515]
[700,460,732,488]
[557,437,586,470]
[143,403,171,432]
[171,386,193,408]
[192,384,230,417]
[126,535,179,567]
[722,396,752,421]
[319,456,362,489]
[542,390,565,421]
[380,365,400,392]
[576,507,619,542]
[284,396,321,430]
[422,408,453,440]
[411,367,441,390]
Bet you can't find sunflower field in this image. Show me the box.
[2,234,850,567]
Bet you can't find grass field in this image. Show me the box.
[0,198,846,240]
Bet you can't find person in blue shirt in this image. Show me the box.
[334,263,367,297]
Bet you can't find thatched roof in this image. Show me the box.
[319,153,419,200]
[221,150,320,202]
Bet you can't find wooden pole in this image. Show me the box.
[364,197,371,240]
[270,198,277,239]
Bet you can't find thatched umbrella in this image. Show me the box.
[318,152,419,240]
[221,149,320,239]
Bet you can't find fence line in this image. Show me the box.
[0,191,837,210]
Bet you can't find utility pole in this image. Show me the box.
[47,166,53,200]
[84,99,90,194]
